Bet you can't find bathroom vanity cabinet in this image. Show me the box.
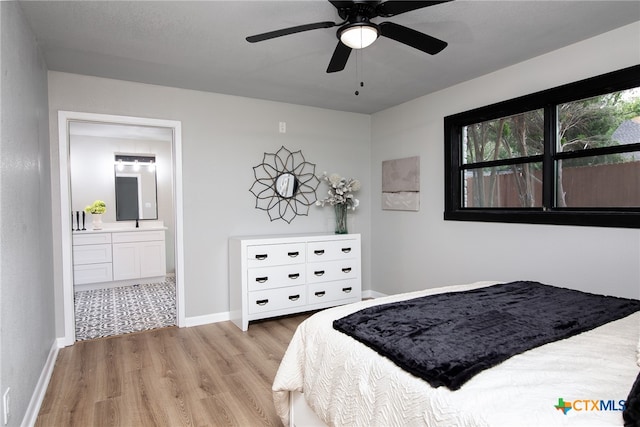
[73,227,166,289]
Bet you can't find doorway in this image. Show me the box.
[58,111,184,346]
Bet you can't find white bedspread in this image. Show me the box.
[273,281,640,426]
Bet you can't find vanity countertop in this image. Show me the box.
[73,222,167,234]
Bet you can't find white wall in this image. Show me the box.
[371,22,640,299]
[0,2,55,425]
[48,73,371,331]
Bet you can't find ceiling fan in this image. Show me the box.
[246,0,452,73]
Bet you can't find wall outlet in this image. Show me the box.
[3,388,9,425]
[279,121,286,133]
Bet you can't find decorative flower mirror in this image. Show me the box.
[250,146,320,223]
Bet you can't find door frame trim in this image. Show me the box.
[57,111,185,346]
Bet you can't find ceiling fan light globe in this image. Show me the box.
[340,24,378,49]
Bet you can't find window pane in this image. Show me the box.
[558,87,640,152]
[463,163,543,208]
[556,154,640,208]
[462,110,544,164]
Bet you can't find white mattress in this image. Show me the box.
[273,281,640,426]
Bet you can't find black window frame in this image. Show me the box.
[444,65,640,229]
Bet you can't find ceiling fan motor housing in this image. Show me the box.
[336,1,380,21]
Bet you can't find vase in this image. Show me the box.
[92,214,103,230]
[334,204,348,234]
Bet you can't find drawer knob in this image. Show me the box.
[256,299,269,306]
[288,295,300,301]
[255,254,268,260]
[341,247,352,253]
[288,273,300,279]
[341,267,352,273]
[314,291,326,297]
[314,270,325,276]
[314,249,325,255]
[342,287,352,293]
[255,276,268,283]
[288,251,299,257]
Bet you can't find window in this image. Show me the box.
[444,65,640,228]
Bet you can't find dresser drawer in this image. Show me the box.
[307,239,359,262]
[248,285,307,314]
[308,280,359,305]
[306,259,359,283]
[247,243,306,267]
[73,244,113,265]
[248,264,306,291]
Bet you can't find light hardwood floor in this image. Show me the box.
[36,313,313,426]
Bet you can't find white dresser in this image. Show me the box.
[73,227,166,290]
[229,233,362,331]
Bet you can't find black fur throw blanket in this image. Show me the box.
[333,281,640,391]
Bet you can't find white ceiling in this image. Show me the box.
[19,0,640,114]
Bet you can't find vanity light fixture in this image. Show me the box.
[339,22,379,49]
[114,154,156,170]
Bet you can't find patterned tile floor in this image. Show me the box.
[74,277,176,341]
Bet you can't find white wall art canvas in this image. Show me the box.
[382,156,420,211]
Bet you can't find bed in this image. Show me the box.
[272,281,640,427]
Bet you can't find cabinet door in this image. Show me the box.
[140,241,166,278]
[112,243,140,280]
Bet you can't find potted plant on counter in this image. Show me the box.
[84,200,106,230]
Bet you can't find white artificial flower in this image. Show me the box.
[329,173,342,187]
[316,172,362,210]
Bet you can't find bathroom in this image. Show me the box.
[69,121,176,340]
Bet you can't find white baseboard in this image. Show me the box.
[21,340,60,427]
[74,276,168,292]
[184,311,230,327]
[363,289,387,299]
[183,292,385,329]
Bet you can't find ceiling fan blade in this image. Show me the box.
[246,21,337,43]
[379,21,447,54]
[376,1,453,17]
[326,42,352,73]
[328,0,354,9]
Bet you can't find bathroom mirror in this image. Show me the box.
[114,154,158,220]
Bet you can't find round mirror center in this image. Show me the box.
[275,173,299,198]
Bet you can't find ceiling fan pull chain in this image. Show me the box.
[354,49,359,95]
[355,49,364,96]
